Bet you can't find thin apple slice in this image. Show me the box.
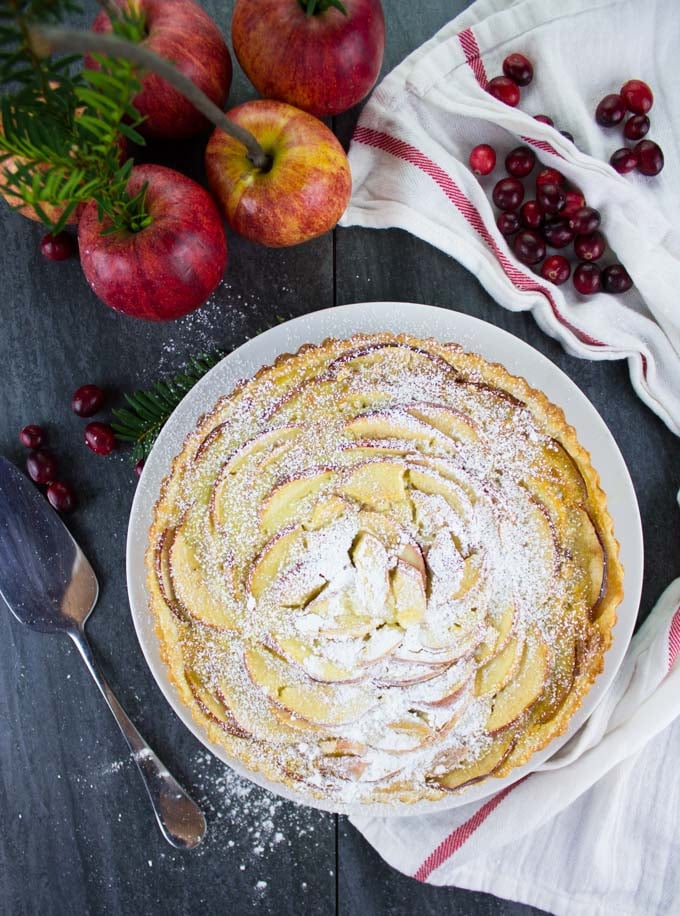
[274,635,359,683]
[407,467,471,521]
[356,509,405,554]
[485,635,549,733]
[351,531,390,617]
[186,669,251,739]
[304,495,351,531]
[344,409,449,446]
[390,559,427,628]
[406,403,480,445]
[564,507,606,616]
[261,469,336,535]
[357,625,403,665]
[429,732,516,792]
[475,634,522,696]
[244,645,373,727]
[248,525,304,600]
[154,528,186,621]
[475,602,515,664]
[531,636,576,726]
[169,524,237,629]
[538,438,588,505]
[340,461,407,508]
[375,659,452,687]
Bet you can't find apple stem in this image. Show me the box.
[28,25,272,170]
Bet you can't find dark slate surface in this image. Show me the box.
[1,1,679,915]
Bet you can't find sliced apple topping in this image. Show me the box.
[563,507,606,617]
[428,731,516,792]
[169,523,238,629]
[244,645,373,727]
[475,634,523,696]
[273,636,359,684]
[248,525,305,600]
[475,602,515,664]
[485,635,549,733]
[344,408,451,448]
[186,670,251,739]
[260,469,336,535]
[350,531,390,617]
[340,461,407,508]
[406,403,480,445]
[390,559,427,628]
[407,467,472,521]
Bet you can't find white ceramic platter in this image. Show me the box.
[126,302,643,816]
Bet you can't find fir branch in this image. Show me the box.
[111,352,226,463]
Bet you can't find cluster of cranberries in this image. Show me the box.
[19,384,117,513]
[595,80,663,177]
[471,144,632,295]
[40,231,77,262]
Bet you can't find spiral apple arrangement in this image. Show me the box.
[148,335,621,802]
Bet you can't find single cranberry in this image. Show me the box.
[560,130,575,143]
[72,384,105,418]
[534,114,554,126]
[469,144,496,175]
[502,53,533,87]
[573,263,602,295]
[134,459,145,478]
[574,231,606,261]
[536,167,566,188]
[47,481,77,513]
[520,200,544,230]
[602,264,633,294]
[84,422,116,456]
[610,148,638,174]
[543,218,574,248]
[537,182,566,215]
[595,94,626,127]
[624,114,650,141]
[487,76,520,107]
[497,212,520,236]
[562,191,586,220]
[492,177,525,211]
[569,206,601,234]
[40,232,77,262]
[513,230,546,265]
[620,79,653,115]
[26,449,58,485]
[19,424,45,449]
[541,255,571,285]
[634,140,664,176]
[505,146,536,178]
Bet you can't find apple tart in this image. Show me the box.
[147,333,623,806]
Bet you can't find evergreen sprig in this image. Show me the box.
[111,352,226,463]
[0,0,149,233]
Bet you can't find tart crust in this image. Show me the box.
[145,334,623,807]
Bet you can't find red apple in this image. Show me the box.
[78,164,227,320]
[90,0,232,139]
[205,99,351,247]
[232,0,385,118]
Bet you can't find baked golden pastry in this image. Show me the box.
[146,334,623,806]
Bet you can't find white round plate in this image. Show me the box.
[127,302,643,816]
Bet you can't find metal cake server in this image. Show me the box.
[0,457,206,849]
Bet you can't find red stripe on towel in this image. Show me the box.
[352,126,606,348]
[413,778,526,882]
[668,605,680,670]
[458,28,488,88]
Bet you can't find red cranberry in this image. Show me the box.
[624,114,650,141]
[573,263,602,295]
[536,167,566,188]
[47,481,77,513]
[574,231,606,261]
[134,459,145,478]
[520,200,544,230]
[502,53,533,87]
[610,148,638,174]
[620,79,653,115]
[602,264,633,294]
[19,424,45,449]
[513,230,545,265]
[26,449,58,485]
[72,384,105,417]
[533,114,554,126]
[505,146,536,178]
[543,218,574,249]
[40,232,76,262]
[537,182,566,215]
[469,144,496,175]
[595,94,626,127]
[487,76,520,107]
[569,206,601,234]
[497,212,520,236]
[492,177,525,211]
[541,255,571,285]
[84,422,116,456]
[634,140,664,176]
[562,191,586,220]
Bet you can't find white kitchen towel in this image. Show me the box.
[350,576,680,915]
[339,0,680,436]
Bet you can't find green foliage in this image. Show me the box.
[111,352,226,463]
[0,0,149,233]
